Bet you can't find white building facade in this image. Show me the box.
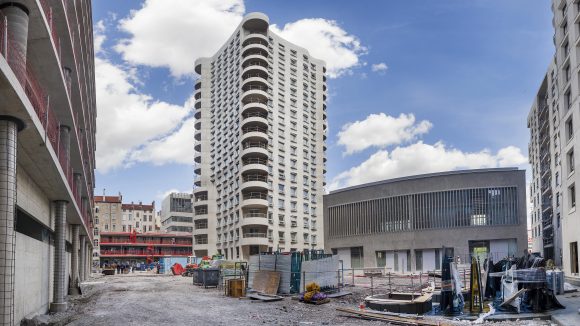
[193,12,327,259]
[160,192,194,233]
[528,0,580,285]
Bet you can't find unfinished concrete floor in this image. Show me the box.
[48,273,555,326]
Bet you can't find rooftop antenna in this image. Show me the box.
[103,188,106,196]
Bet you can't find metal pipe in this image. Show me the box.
[50,200,68,312]
[0,117,23,325]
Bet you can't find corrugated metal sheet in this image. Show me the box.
[248,254,292,294]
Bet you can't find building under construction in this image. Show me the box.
[0,0,96,324]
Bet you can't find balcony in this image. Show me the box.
[241,174,268,191]
[241,192,269,208]
[242,125,268,142]
[242,42,269,57]
[241,87,268,104]
[241,64,268,77]
[241,141,269,157]
[241,232,269,246]
[243,33,268,45]
[241,157,268,174]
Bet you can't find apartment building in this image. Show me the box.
[121,201,156,233]
[0,0,96,322]
[98,232,193,266]
[160,192,194,233]
[93,195,123,267]
[528,0,580,285]
[193,12,327,260]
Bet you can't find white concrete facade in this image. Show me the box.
[193,12,327,260]
[0,0,97,323]
[528,0,580,285]
[160,192,194,233]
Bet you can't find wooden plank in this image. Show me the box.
[251,270,281,295]
[247,293,283,302]
[336,307,449,326]
[499,288,527,307]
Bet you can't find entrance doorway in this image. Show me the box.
[571,242,579,274]
[469,240,489,263]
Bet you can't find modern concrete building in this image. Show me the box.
[527,61,563,266]
[0,0,96,322]
[323,169,528,272]
[527,0,580,285]
[98,232,193,266]
[160,192,194,233]
[193,12,327,260]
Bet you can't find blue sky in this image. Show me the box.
[92,0,553,205]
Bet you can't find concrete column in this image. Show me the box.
[79,235,86,282]
[0,117,23,326]
[50,200,68,312]
[0,3,29,85]
[62,67,72,94]
[69,224,80,295]
[59,125,71,168]
[86,241,91,279]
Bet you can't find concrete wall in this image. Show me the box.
[324,169,528,271]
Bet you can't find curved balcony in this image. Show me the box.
[241,158,268,174]
[242,70,269,82]
[240,233,269,246]
[193,186,207,194]
[195,100,202,110]
[241,215,269,227]
[194,107,202,119]
[241,192,268,208]
[194,89,202,100]
[194,208,208,220]
[242,64,268,77]
[194,164,201,175]
[241,88,268,104]
[195,130,201,141]
[243,33,268,45]
[242,126,268,143]
[194,152,201,164]
[195,80,202,90]
[323,91,327,101]
[241,174,268,191]
[241,113,268,127]
[194,142,201,152]
[323,84,327,92]
[194,121,201,131]
[242,77,268,91]
[242,12,269,32]
[194,175,201,187]
[241,101,268,116]
[241,146,268,158]
[242,43,269,57]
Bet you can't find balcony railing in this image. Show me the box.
[242,142,267,149]
[242,126,267,134]
[243,192,268,200]
[242,174,268,182]
[195,238,208,245]
[242,112,267,119]
[243,233,267,238]
[243,158,267,165]
[0,9,93,239]
[244,212,267,218]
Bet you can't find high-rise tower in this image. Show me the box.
[193,13,327,259]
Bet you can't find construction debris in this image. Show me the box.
[336,307,450,326]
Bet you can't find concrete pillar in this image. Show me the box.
[69,224,80,295]
[59,125,70,168]
[62,67,72,94]
[86,241,91,279]
[50,200,68,312]
[0,116,23,326]
[0,3,29,85]
[79,235,86,282]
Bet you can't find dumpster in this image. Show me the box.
[202,268,220,288]
[192,269,203,285]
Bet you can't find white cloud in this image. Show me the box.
[271,18,366,78]
[95,57,191,172]
[94,20,106,53]
[130,117,196,166]
[371,62,388,73]
[337,113,432,155]
[115,0,245,77]
[329,142,528,190]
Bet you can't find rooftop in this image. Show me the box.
[329,168,522,194]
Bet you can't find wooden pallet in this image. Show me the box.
[337,307,451,326]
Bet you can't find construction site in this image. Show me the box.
[35,250,578,326]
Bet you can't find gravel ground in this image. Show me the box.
[46,272,554,326]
